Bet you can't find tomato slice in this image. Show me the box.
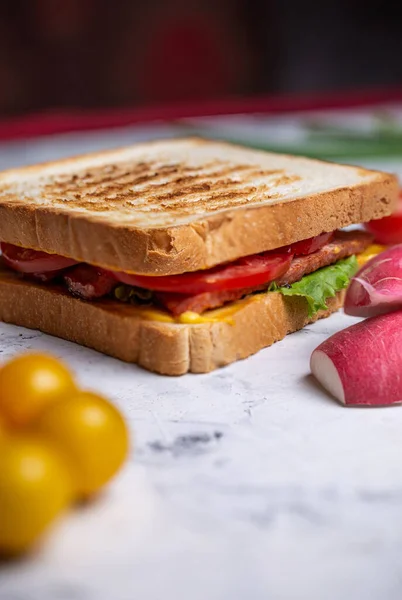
[0,243,78,273]
[111,232,332,294]
[364,191,402,245]
[112,252,293,295]
[0,231,332,296]
[288,231,334,255]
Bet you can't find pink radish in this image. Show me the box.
[311,311,402,406]
[344,245,402,317]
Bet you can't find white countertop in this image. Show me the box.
[2,311,402,600]
[1,127,402,600]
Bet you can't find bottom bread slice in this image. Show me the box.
[0,268,343,375]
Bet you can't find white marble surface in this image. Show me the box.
[2,313,402,600]
[1,128,402,600]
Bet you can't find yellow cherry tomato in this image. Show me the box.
[0,353,76,427]
[33,391,130,499]
[0,436,73,555]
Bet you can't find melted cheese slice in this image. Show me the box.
[356,244,387,266]
[129,296,258,325]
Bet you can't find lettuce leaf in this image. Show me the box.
[276,255,358,317]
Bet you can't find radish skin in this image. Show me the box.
[344,245,402,317]
[310,311,402,406]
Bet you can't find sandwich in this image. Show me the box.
[0,138,398,375]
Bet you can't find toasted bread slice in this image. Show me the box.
[0,138,397,275]
[0,266,343,375]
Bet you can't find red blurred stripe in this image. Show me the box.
[0,87,402,142]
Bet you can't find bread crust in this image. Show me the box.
[0,139,398,275]
[0,267,344,375]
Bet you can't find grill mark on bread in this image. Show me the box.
[55,163,181,189]
[47,163,286,194]
[63,186,284,213]
[41,160,296,215]
[47,161,222,193]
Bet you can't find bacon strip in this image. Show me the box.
[64,264,116,300]
[277,230,372,286]
[156,230,373,316]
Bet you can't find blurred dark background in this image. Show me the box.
[1,0,402,117]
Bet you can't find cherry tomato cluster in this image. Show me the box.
[0,353,129,556]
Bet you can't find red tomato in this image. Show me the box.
[1,232,333,296]
[0,243,78,273]
[112,252,293,295]
[112,232,332,294]
[364,191,402,245]
[288,231,334,256]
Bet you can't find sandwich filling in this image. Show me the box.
[0,230,373,319]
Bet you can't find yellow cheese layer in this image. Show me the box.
[356,244,387,266]
[129,296,259,325]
